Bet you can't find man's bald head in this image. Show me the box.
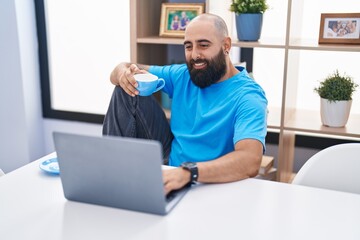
[186,13,229,39]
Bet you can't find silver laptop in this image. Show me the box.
[53,132,190,215]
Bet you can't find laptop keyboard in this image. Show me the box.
[166,189,178,202]
[165,183,192,202]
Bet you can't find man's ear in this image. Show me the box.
[223,36,232,54]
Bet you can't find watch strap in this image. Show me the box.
[181,162,198,183]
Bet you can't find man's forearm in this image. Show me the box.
[197,140,262,183]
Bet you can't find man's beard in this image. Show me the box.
[187,49,227,88]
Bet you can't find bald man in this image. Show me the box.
[103,14,268,195]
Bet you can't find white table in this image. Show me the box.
[1,153,360,240]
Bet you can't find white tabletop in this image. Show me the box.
[1,152,360,240]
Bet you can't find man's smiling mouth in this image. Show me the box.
[193,61,207,69]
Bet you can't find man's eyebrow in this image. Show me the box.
[196,39,211,44]
[183,39,212,45]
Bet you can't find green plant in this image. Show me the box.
[230,0,269,14]
[314,70,358,102]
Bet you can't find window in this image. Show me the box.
[35,0,130,123]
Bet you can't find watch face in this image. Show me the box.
[183,162,196,168]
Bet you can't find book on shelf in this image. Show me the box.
[259,155,274,175]
[256,167,277,181]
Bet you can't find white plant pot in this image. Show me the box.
[320,98,352,127]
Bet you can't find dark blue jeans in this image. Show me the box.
[102,86,173,164]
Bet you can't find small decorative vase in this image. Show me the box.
[235,13,263,41]
[320,98,352,127]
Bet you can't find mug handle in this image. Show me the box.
[154,78,165,92]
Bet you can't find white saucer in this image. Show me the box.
[39,157,60,174]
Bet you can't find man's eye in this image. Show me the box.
[185,45,192,50]
[200,44,209,48]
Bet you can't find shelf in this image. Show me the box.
[137,36,184,45]
[289,39,360,52]
[231,38,286,49]
[284,109,360,138]
[267,107,282,130]
[137,36,286,49]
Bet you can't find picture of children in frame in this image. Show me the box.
[168,10,198,31]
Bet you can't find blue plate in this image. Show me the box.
[39,157,60,175]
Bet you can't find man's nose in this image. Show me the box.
[191,50,200,61]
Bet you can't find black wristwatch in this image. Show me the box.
[181,162,198,183]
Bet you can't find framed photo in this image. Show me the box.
[159,3,205,38]
[319,13,360,44]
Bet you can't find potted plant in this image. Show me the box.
[230,0,269,41]
[314,70,358,127]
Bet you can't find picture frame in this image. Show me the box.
[319,13,360,44]
[159,3,205,38]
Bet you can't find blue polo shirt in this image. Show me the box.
[149,64,267,167]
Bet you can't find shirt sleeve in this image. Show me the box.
[233,87,268,152]
[149,64,188,98]
[149,65,174,97]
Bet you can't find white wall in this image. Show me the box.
[0,0,44,173]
